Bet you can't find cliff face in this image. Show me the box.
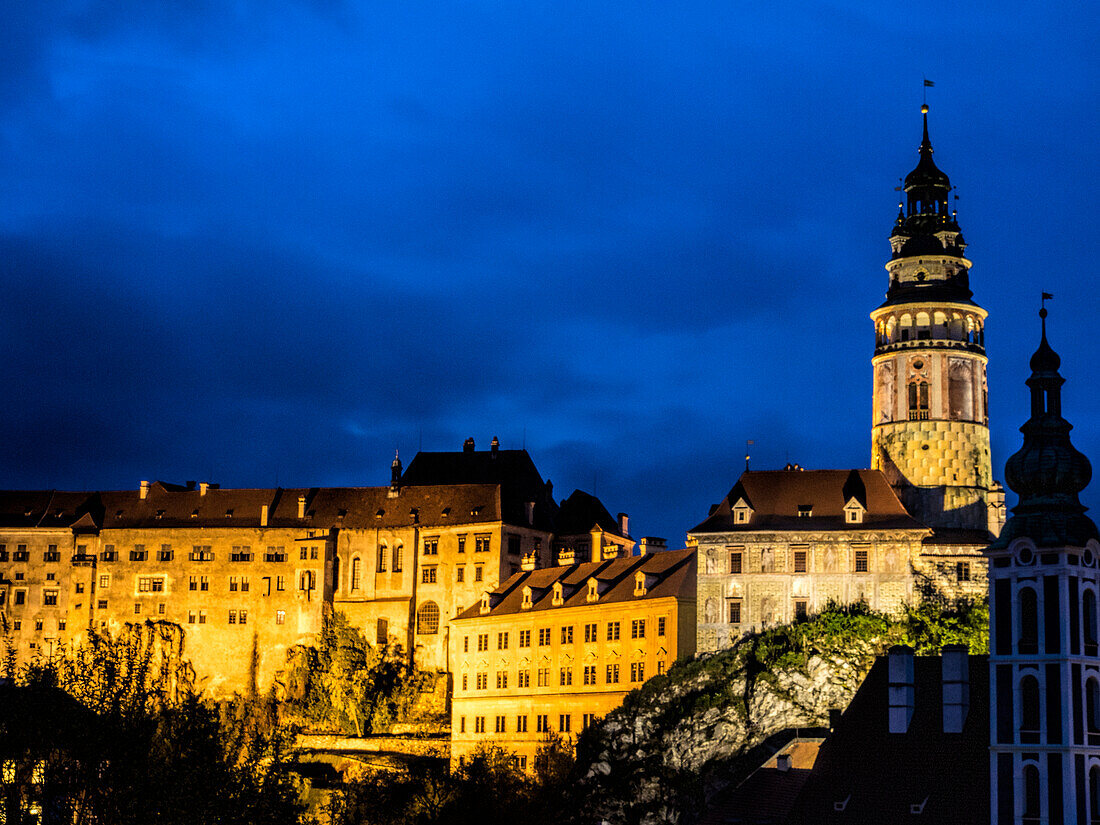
[564,601,988,825]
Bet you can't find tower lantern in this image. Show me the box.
[870,104,1002,536]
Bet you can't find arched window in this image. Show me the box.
[1087,679,1100,736]
[377,544,388,572]
[1085,589,1098,656]
[1020,675,1041,743]
[1089,765,1100,822]
[416,601,440,635]
[1022,764,1040,820]
[351,557,362,592]
[908,381,929,421]
[393,544,404,573]
[1019,587,1039,654]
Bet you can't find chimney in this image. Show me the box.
[463,437,475,452]
[139,480,149,500]
[618,513,629,537]
[525,501,535,525]
[776,753,791,772]
[185,480,196,490]
[297,495,307,519]
[638,537,666,556]
[942,643,970,733]
[199,482,210,496]
[260,504,269,527]
[888,645,915,733]
[521,553,537,572]
[490,436,499,454]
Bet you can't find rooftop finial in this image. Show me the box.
[919,103,932,154]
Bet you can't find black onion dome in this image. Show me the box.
[992,308,1098,549]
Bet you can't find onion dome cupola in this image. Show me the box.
[882,104,973,308]
[990,308,1098,549]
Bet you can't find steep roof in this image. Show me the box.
[401,444,557,530]
[0,491,99,530]
[454,548,696,620]
[555,489,626,538]
[689,469,925,534]
[787,653,990,824]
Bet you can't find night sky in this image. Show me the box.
[1,2,1097,544]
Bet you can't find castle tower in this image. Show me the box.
[870,104,1003,535]
[986,308,1100,823]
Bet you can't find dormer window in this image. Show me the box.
[731,498,753,525]
[797,505,812,518]
[844,497,866,524]
[633,571,647,597]
[225,509,233,518]
[587,578,599,603]
[552,582,564,606]
[480,593,491,614]
[522,586,533,609]
[375,508,385,519]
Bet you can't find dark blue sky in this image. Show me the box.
[1,2,1097,543]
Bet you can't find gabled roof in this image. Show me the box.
[787,654,990,824]
[0,491,98,530]
[689,469,926,534]
[454,548,696,620]
[555,489,626,538]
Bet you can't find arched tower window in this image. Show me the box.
[377,543,388,572]
[1019,587,1039,654]
[1085,589,1098,657]
[908,381,929,421]
[416,601,440,635]
[915,312,931,339]
[1022,764,1041,820]
[393,544,403,573]
[1087,679,1100,737]
[900,313,913,342]
[1089,765,1100,823]
[1020,675,1041,743]
[351,557,361,591]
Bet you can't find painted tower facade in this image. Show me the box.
[870,105,1003,536]
[986,310,1100,824]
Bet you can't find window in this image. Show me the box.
[456,567,465,583]
[474,566,483,582]
[630,662,646,682]
[376,618,387,643]
[459,716,466,733]
[797,505,812,518]
[416,601,440,634]
[519,629,531,647]
[475,717,486,734]
[239,610,248,625]
[583,713,597,730]
[265,546,286,562]
[75,583,84,594]
[538,628,551,646]
[14,544,29,562]
[497,632,509,650]
[496,671,508,689]
[516,715,528,733]
[59,618,67,629]
[35,618,44,630]
[276,610,286,625]
[230,546,252,562]
[606,663,620,684]
[729,549,743,574]
[559,714,571,733]
[583,665,597,685]
[377,545,388,572]
[230,576,239,592]
[854,549,869,573]
[657,660,666,674]
[508,535,521,555]
[96,599,107,609]
[908,380,930,420]
[476,673,487,690]
[457,536,466,553]
[44,544,60,562]
[99,574,110,588]
[423,538,438,556]
[607,622,621,641]
[518,670,530,687]
[561,625,574,644]
[198,611,206,624]
[658,617,666,636]
[956,562,970,582]
[584,622,598,643]
[477,634,489,652]
[475,536,490,553]
[631,619,646,639]
[794,600,808,620]
[201,576,209,591]
[559,668,573,686]
[495,715,506,733]
[1019,587,1039,654]
[461,674,468,691]
[421,566,437,584]
[300,571,316,591]
[229,610,238,625]
[1084,589,1099,656]
[130,545,147,562]
[138,576,164,593]
[728,599,742,624]
[276,575,285,591]
[793,549,807,573]
[393,545,403,572]
[100,544,117,562]
[159,544,173,561]
[1087,679,1100,744]
[190,545,213,562]
[1020,675,1041,743]
[188,611,196,624]
[537,668,550,687]
[43,590,58,606]
[536,715,550,733]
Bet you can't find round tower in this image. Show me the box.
[870,104,1001,534]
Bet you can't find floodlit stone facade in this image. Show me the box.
[449,549,696,769]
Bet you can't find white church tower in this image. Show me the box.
[986,306,1100,823]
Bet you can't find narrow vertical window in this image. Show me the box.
[351,557,361,591]
[1019,587,1039,654]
